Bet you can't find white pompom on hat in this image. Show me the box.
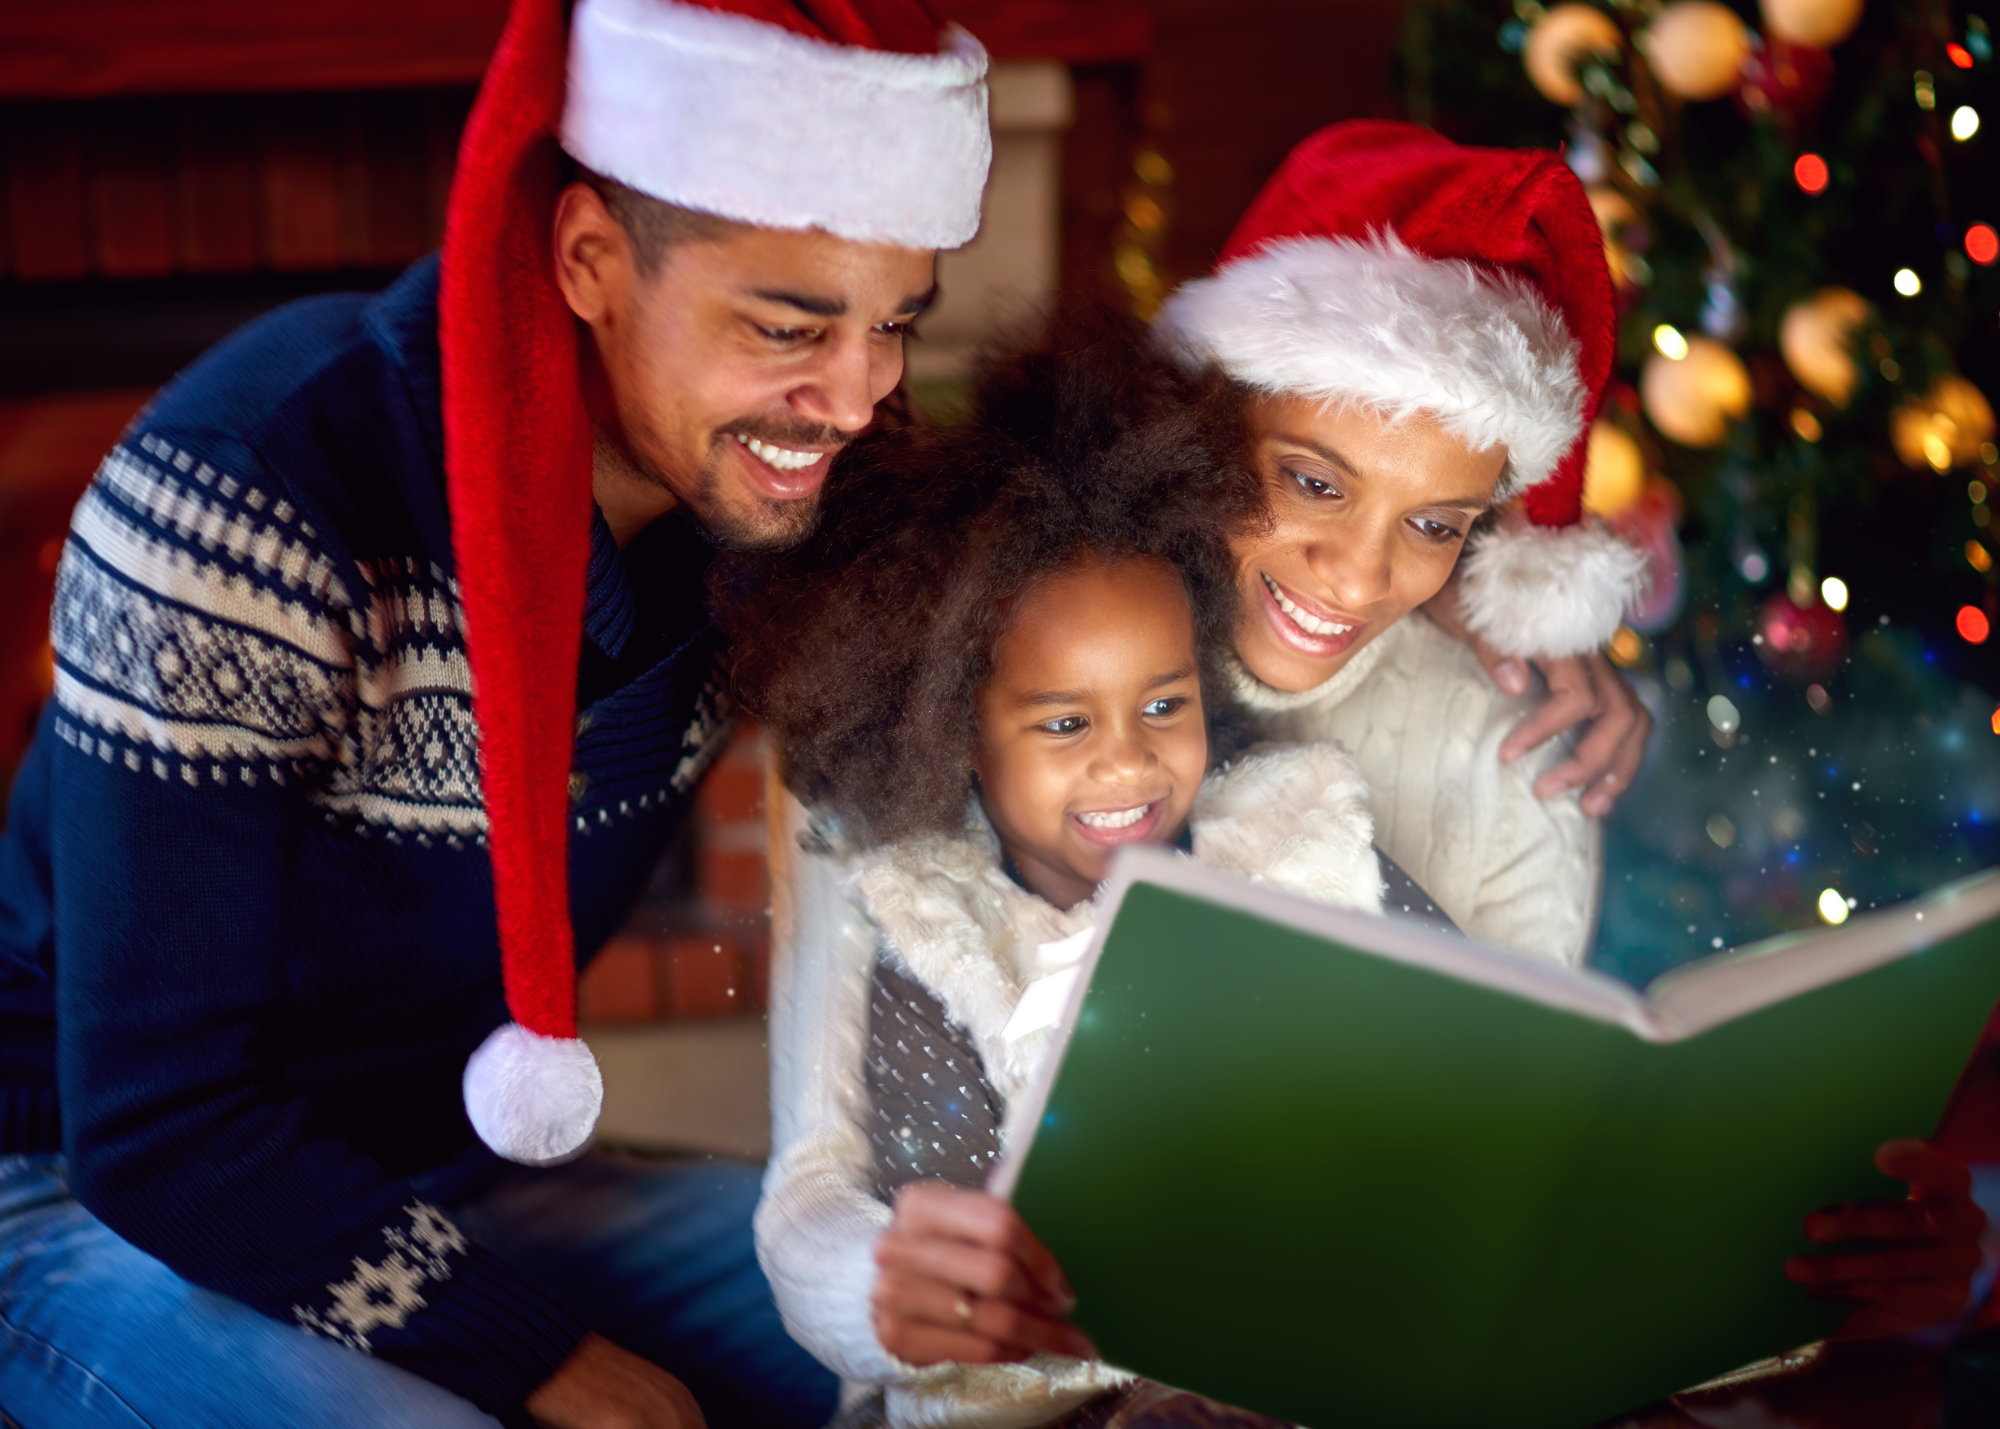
[1155,120,1645,660]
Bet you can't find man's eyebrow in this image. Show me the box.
[1274,431,1491,510]
[745,285,939,320]
[749,289,847,318]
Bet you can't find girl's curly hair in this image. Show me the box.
[712,311,1266,847]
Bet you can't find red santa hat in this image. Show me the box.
[442,0,989,1165]
[1154,120,1644,660]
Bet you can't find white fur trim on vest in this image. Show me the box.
[463,1022,604,1166]
[1457,517,1648,659]
[851,740,1385,1100]
[563,0,991,250]
[1154,232,1586,502]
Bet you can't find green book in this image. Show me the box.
[991,848,2000,1429]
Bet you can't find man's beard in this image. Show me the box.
[641,415,849,553]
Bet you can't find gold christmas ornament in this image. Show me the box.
[1525,4,1625,106]
[1641,336,1753,446]
[1779,287,1869,407]
[1759,0,1865,49]
[1892,375,1998,471]
[1582,419,1647,515]
[1642,2,1753,101]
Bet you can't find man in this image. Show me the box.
[0,0,986,1425]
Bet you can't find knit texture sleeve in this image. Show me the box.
[1258,615,1601,966]
[757,823,906,1385]
[47,432,586,1414]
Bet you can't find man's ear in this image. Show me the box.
[552,181,630,328]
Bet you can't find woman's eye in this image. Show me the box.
[1040,715,1087,736]
[1143,697,1186,718]
[1414,518,1467,543]
[1286,466,1337,499]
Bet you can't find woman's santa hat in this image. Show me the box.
[1154,120,1644,660]
[442,0,988,1165]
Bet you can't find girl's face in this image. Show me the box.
[1229,393,1506,694]
[974,557,1210,912]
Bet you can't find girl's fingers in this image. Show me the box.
[876,1230,1051,1310]
[872,1270,1096,1366]
[889,1183,1075,1307]
[1786,1240,1984,1286]
[1875,1138,1977,1198]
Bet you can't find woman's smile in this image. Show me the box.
[1256,572,1366,660]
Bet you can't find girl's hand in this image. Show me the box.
[1784,1139,1988,1338]
[1420,579,1651,816]
[872,1182,1096,1367]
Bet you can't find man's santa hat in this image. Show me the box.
[442,0,989,1165]
[1154,120,1644,660]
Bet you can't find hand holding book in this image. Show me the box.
[1787,1138,1988,1340]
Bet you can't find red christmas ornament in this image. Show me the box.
[1736,35,1835,124]
[1756,590,1849,681]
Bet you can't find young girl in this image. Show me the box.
[717,328,1395,1428]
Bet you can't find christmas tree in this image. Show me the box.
[1402,0,2000,979]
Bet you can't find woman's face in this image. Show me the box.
[1230,393,1507,694]
[974,556,1210,912]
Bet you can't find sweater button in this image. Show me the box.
[568,770,589,805]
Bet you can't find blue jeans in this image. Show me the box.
[0,1150,837,1429]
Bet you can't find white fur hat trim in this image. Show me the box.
[562,0,990,250]
[464,1022,604,1166]
[1458,518,1648,659]
[1155,232,1587,501]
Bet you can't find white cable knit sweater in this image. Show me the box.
[757,741,1385,1429]
[1237,612,1601,969]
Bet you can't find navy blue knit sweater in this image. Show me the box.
[0,256,731,1414]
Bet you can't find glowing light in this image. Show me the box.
[1950,42,1976,68]
[1973,480,1990,503]
[1706,813,1737,848]
[1794,153,1830,193]
[1959,605,1993,643]
[1992,704,2000,735]
[1608,625,1644,667]
[1790,408,1823,442]
[1653,324,1690,360]
[1818,888,1850,925]
[1953,106,1982,140]
[1926,432,1954,470]
[1821,576,1849,610]
[1707,695,1742,733]
[1895,268,1923,296]
[1917,70,1937,110]
[1969,225,1999,265]
[1970,540,1994,572]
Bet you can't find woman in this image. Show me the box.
[759,123,1980,1426]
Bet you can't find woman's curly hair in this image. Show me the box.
[712,312,1266,847]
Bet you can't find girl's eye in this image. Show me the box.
[1413,517,1467,544]
[1286,465,1338,499]
[1040,715,1087,736]
[1143,697,1186,718]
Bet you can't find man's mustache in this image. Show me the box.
[723,417,858,449]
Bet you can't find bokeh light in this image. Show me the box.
[1959,605,1993,643]
[1820,576,1849,610]
[1953,106,1982,141]
[1794,153,1829,193]
[1950,42,1976,68]
[1895,268,1923,296]
[1818,888,1850,925]
[1968,224,1999,266]
[1652,324,1689,360]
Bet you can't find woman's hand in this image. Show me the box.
[1784,1139,1988,1339]
[1421,578,1651,816]
[872,1182,1096,1367]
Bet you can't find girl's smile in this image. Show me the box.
[1070,799,1167,846]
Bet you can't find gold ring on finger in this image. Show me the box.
[954,1296,975,1325]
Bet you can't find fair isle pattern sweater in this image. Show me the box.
[0,257,731,1416]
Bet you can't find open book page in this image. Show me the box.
[1641,868,2000,1040]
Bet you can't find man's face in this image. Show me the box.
[557,186,938,549]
